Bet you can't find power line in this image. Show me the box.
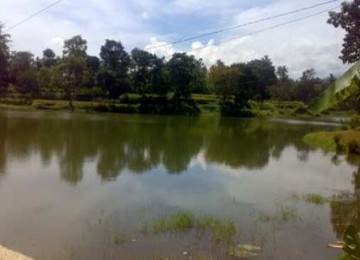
[185,5,340,54]
[5,0,65,32]
[146,0,340,51]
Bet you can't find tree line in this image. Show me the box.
[0,24,339,115]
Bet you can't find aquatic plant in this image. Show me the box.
[292,193,329,205]
[145,212,237,246]
[342,225,360,259]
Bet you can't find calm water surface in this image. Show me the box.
[0,110,358,259]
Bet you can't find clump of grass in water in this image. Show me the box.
[292,193,329,205]
[146,212,237,246]
[152,212,194,233]
[112,233,127,245]
[259,205,298,224]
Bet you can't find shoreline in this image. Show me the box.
[0,245,34,260]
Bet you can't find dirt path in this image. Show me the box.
[0,245,34,260]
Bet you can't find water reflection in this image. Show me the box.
[331,166,360,238]
[0,111,331,185]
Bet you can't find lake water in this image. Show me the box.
[0,110,358,259]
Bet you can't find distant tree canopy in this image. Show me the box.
[328,0,360,64]
[0,24,342,116]
[208,57,277,115]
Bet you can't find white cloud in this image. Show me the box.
[147,0,348,78]
[0,0,349,78]
[144,37,175,59]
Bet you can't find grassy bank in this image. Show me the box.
[303,130,360,153]
[0,95,313,118]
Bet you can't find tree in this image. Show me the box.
[167,53,205,102]
[131,48,156,94]
[38,66,53,98]
[99,40,130,100]
[296,69,324,103]
[328,0,360,63]
[42,48,57,67]
[269,66,297,100]
[100,40,130,73]
[232,63,259,108]
[86,55,100,72]
[62,35,88,108]
[63,35,87,58]
[0,23,10,93]
[276,66,290,83]
[83,55,100,88]
[191,58,208,93]
[209,60,238,104]
[151,56,168,97]
[247,56,277,102]
[8,51,38,96]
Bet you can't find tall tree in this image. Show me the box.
[167,53,205,102]
[83,55,100,88]
[328,0,360,63]
[42,48,57,67]
[63,35,87,58]
[151,56,168,97]
[269,66,297,101]
[247,56,277,102]
[276,66,290,83]
[86,55,100,72]
[62,35,88,108]
[296,69,323,103]
[99,40,130,100]
[209,60,238,104]
[191,58,208,93]
[131,48,156,94]
[9,51,38,96]
[100,40,130,73]
[232,63,259,108]
[0,23,10,93]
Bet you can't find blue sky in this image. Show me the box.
[0,0,348,77]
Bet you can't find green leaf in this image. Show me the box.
[343,225,360,259]
[309,61,360,114]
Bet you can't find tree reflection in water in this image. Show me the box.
[0,111,326,185]
[331,166,360,238]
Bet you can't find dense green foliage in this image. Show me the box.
[328,0,360,64]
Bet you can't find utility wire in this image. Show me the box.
[5,0,65,32]
[185,5,340,54]
[146,0,340,51]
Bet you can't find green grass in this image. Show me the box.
[0,96,326,119]
[258,204,298,224]
[303,130,360,153]
[292,193,329,205]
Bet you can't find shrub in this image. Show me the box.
[350,116,360,129]
[348,140,360,155]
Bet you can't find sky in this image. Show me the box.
[0,0,350,78]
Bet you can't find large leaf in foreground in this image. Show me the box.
[309,61,360,114]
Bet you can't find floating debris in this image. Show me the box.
[327,242,343,249]
[228,244,261,258]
